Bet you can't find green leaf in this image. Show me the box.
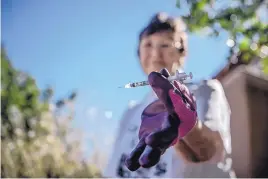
[196,0,208,10]
[241,52,252,62]
[263,57,268,74]
[239,38,250,51]
[219,19,232,29]
[199,12,209,26]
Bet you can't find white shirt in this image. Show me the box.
[103,79,235,178]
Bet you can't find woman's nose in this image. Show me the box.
[151,47,162,58]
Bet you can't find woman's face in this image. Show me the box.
[139,31,184,75]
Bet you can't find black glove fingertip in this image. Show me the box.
[139,146,161,168]
[125,158,140,171]
[159,68,170,78]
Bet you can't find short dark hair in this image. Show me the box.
[137,12,188,56]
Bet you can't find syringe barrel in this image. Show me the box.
[167,72,188,81]
[130,80,149,87]
[167,75,178,81]
[176,71,188,79]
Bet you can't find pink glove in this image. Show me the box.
[125,68,197,171]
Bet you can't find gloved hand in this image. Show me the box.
[125,68,198,171]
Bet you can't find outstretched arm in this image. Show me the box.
[125,69,231,171]
[174,80,231,163]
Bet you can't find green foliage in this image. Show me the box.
[1,48,101,178]
[176,0,268,73]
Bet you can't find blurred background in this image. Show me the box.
[1,0,267,178]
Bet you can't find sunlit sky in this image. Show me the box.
[2,0,231,157]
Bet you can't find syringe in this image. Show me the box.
[119,71,193,88]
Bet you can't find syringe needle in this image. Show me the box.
[118,83,133,88]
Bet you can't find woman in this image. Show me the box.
[104,12,235,178]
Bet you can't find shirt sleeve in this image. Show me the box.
[194,79,232,158]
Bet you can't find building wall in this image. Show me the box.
[220,66,268,177]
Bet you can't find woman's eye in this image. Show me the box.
[161,43,171,48]
[144,43,152,47]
